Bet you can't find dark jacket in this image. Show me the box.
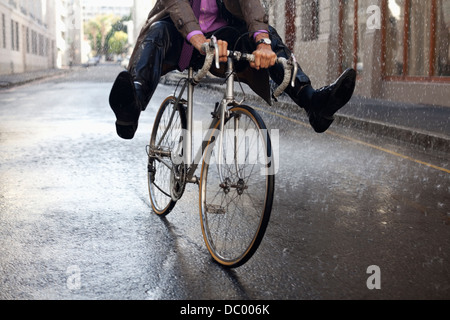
[129,0,273,104]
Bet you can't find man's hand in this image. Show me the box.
[251,34,277,70]
[189,33,276,69]
[190,34,228,63]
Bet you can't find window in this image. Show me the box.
[26,27,29,53]
[384,0,450,79]
[339,0,356,73]
[384,0,404,76]
[435,0,450,76]
[339,0,449,79]
[15,21,19,51]
[11,20,14,50]
[31,30,37,54]
[39,34,44,56]
[339,0,373,76]
[1,14,5,49]
[285,0,297,51]
[10,19,19,51]
[301,0,320,41]
[286,0,321,47]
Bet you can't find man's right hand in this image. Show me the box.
[190,34,228,63]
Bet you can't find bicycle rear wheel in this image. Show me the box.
[148,96,186,216]
[199,105,275,268]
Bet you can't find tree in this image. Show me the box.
[84,19,101,55]
[84,14,120,57]
[108,31,128,55]
[104,14,131,57]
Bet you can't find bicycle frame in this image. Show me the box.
[172,58,238,186]
[156,43,295,187]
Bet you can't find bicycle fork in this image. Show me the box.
[184,59,243,187]
[216,58,246,185]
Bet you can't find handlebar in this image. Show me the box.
[194,37,297,100]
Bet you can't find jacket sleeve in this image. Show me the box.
[223,0,269,35]
[161,0,201,39]
[240,0,269,33]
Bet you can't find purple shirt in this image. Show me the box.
[186,0,267,41]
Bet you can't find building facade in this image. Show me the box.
[80,0,133,23]
[55,0,84,68]
[268,0,450,107]
[0,0,57,75]
[132,0,156,38]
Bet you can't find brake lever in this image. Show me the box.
[290,54,298,87]
[211,36,220,69]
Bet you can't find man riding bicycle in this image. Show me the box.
[109,0,357,140]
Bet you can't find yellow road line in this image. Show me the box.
[255,107,450,175]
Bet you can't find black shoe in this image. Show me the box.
[109,71,141,140]
[308,68,356,133]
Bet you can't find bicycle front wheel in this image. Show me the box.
[148,96,186,216]
[199,105,275,268]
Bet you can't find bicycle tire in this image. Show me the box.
[148,96,186,216]
[199,105,275,268]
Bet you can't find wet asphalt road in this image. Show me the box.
[0,64,449,300]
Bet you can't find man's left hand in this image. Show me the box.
[251,45,277,70]
[250,34,277,70]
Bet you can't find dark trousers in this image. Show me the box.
[130,18,312,109]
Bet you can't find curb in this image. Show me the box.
[161,73,450,154]
[333,115,450,153]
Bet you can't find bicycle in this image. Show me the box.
[147,37,297,268]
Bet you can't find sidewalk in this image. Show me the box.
[0,68,70,88]
[161,72,450,153]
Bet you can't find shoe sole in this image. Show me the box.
[109,71,140,139]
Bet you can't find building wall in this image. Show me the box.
[267,0,450,107]
[80,0,133,23]
[133,0,156,39]
[268,0,339,87]
[0,0,57,75]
